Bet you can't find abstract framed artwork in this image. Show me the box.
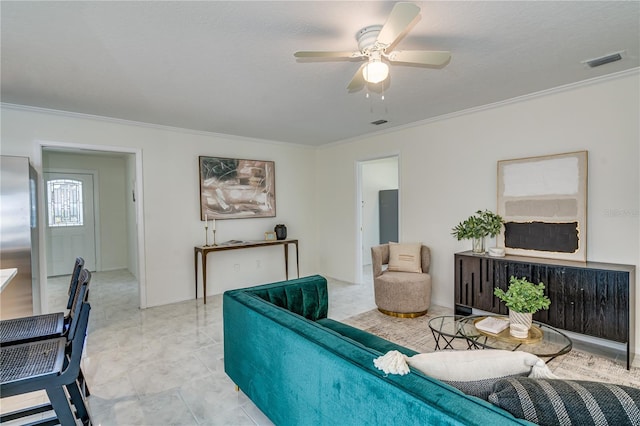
[497,151,588,261]
[199,156,276,219]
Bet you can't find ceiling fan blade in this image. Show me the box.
[387,50,451,66]
[294,51,362,59]
[347,64,366,91]
[376,2,420,47]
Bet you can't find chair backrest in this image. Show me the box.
[67,269,91,341]
[66,257,85,310]
[371,243,431,277]
[63,302,91,383]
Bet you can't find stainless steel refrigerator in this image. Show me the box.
[1,155,40,319]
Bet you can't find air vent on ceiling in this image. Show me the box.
[583,51,623,68]
[371,119,388,125]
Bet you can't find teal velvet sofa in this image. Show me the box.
[223,275,531,426]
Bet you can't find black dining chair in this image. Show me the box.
[0,257,85,346]
[1,264,93,399]
[0,273,93,425]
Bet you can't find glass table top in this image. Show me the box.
[429,315,573,358]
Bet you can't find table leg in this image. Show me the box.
[465,338,475,350]
[432,332,457,350]
[284,244,289,280]
[194,249,199,300]
[202,252,207,304]
[431,329,442,350]
[467,336,486,350]
[442,335,456,350]
[294,242,299,278]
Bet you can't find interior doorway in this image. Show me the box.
[356,156,399,284]
[40,145,146,311]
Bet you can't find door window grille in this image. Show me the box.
[47,179,83,227]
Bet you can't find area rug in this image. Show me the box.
[342,308,640,388]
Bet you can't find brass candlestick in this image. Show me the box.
[204,224,209,247]
[212,229,217,246]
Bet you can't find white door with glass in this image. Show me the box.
[44,172,97,275]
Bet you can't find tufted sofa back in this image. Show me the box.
[247,275,328,321]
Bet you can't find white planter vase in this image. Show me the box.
[509,309,533,330]
[509,310,533,338]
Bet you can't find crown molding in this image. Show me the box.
[323,67,640,149]
[3,67,638,150]
[0,102,311,150]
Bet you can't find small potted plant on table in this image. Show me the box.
[494,276,551,336]
[451,209,504,254]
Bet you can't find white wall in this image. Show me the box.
[316,72,639,354]
[361,157,398,265]
[1,107,318,307]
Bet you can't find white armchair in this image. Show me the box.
[371,243,432,318]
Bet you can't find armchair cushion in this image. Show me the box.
[388,242,423,273]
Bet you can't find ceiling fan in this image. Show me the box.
[294,2,451,91]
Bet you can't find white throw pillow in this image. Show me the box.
[387,242,422,273]
[373,349,557,400]
[406,349,554,381]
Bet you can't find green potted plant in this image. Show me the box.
[451,209,504,254]
[494,276,551,333]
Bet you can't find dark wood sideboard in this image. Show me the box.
[454,251,636,369]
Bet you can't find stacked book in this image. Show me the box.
[475,317,510,334]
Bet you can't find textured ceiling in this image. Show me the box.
[2,1,639,146]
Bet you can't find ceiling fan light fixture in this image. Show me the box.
[294,3,450,92]
[363,59,389,84]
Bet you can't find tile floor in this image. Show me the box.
[1,269,377,425]
[1,266,625,425]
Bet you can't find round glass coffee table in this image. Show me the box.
[429,315,572,360]
[428,315,480,350]
[457,315,573,360]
